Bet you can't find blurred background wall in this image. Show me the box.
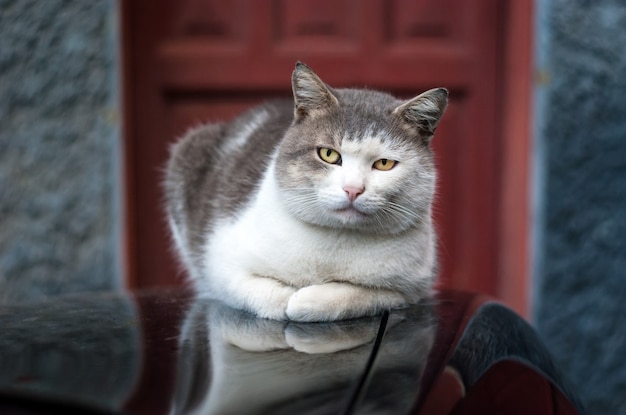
[534,0,626,414]
[0,0,123,302]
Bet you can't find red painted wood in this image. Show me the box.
[122,0,532,309]
[497,0,535,318]
[123,1,181,286]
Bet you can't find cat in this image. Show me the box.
[165,62,448,322]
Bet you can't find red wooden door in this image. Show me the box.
[122,0,531,309]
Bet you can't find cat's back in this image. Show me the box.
[211,99,294,213]
[165,99,293,268]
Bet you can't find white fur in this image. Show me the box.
[219,109,269,155]
[200,151,435,321]
[168,216,194,272]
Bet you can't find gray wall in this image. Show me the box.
[534,1,626,414]
[0,0,122,302]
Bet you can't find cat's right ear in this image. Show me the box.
[292,62,339,122]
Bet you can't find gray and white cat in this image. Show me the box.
[165,62,448,322]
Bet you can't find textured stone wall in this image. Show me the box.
[0,0,121,302]
[535,1,626,414]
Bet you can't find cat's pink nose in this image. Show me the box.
[343,186,364,202]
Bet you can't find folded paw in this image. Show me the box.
[227,274,297,321]
[286,284,351,322]
[286,282,407,322]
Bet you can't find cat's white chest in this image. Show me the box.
[206,196,366,288]
[203,163,421,290]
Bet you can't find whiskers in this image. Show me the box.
[375,200,424,226]
[281,189,322,218]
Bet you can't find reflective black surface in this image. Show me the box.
[0,289,584,415]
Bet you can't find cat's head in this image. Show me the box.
[275,62,448,235]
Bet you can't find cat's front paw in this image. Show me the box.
[286,284,348,322]
[226,274,297,321]
[286,282,407,322]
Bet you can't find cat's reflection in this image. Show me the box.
[171,298,436,415]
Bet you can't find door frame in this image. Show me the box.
[497,0,534,317]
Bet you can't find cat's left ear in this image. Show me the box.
[393,88,448,140]
[292,62,339,122]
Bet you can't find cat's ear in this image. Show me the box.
[393,88,448,139]
[291,62,339,122]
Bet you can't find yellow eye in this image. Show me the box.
[318,147,342,165]
[373,159,397,171]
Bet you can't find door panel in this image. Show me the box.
[123,0,505,296]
